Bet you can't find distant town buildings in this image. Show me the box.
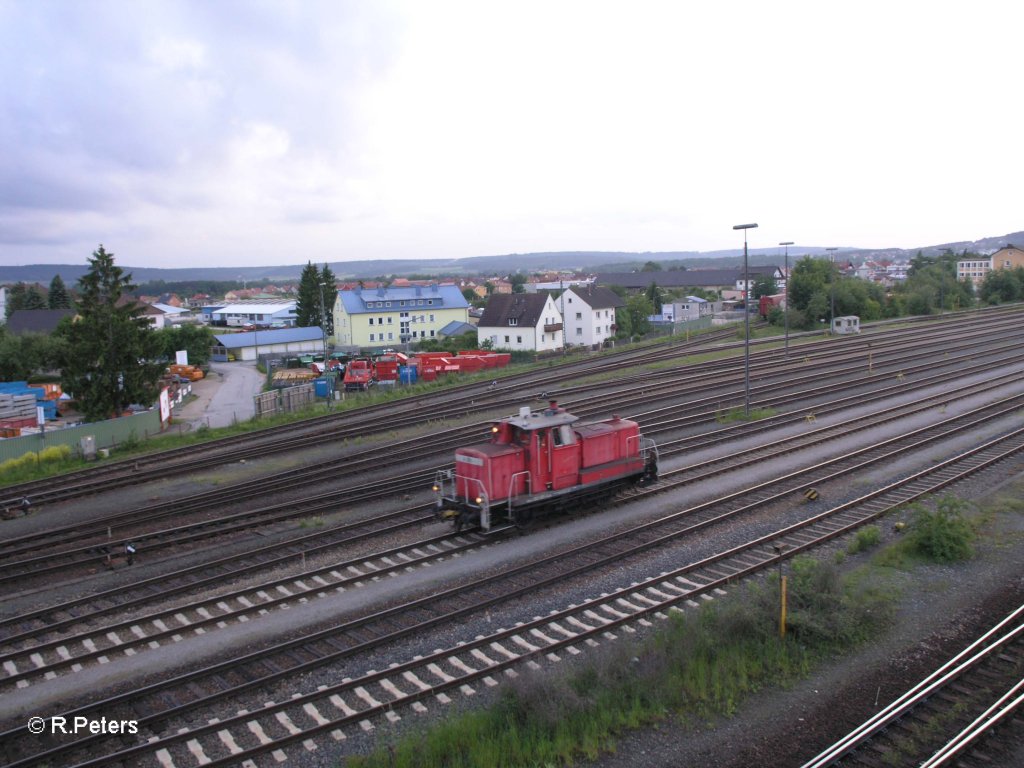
[957,245,1024,287]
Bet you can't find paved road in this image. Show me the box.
[174,361,266,430]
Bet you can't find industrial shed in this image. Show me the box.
[212,327,326,362]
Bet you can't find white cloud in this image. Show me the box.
[228,122,292,165]
[0,0,1021,267]
[148,36,207,73]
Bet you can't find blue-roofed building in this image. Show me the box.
[212,327,326,362]
[332,284,470,351]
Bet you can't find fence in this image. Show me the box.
[0,409,164,464]
[253,383,316,418]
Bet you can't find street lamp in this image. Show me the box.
[825,247,838,333]
[733,223,758,417]
[779,242,794,358]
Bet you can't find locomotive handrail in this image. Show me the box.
[507,470,533,526]
[640,435,659,464]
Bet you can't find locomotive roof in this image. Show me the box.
[502,404,579,431]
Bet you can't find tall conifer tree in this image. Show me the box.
[59,245,165,421]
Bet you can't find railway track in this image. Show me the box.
[5,375,1021,690]
[5,405,1023,767]
[802,603,1024,768]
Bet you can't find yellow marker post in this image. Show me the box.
[780,574,787,639]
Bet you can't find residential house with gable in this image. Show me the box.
[476,293,564,353]
[558,285,622,348]
[332,284,470,350]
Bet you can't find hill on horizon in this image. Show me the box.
[1,230,1021,286]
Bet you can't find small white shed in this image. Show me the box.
[832,316,861,335]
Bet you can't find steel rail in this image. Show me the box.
[800,604,1024,768]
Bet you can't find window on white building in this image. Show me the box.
[517,336,522,344]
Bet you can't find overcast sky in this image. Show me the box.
[2,0,1021,270]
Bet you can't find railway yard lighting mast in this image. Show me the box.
[734,223,758,418]
[780,242,794,358]
[826,247,838,333]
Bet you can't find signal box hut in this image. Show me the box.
[832,316,860,335]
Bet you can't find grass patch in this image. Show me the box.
[349,557,895,768]
[847,525,882,555]
[0,444,76,485]
[299,517,325,528]
[715,406,778,423]
[874,496,975,569]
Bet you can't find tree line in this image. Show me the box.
[775,251,976,329]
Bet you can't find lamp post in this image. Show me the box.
[779,241,794,358]
[733,223,758,417]
[825,247,838,333]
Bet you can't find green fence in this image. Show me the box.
[0,410,164,463]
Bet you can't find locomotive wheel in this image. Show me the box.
[513,507,534,531]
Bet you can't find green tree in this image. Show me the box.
[24,285,46,310]
[624,294,653,337]
[47,274,72,309]
[320,264,337,336]
[5,282,46,317]
[645,282,662,314]
[153,324,217,367]
[900,250,974,314]
[978,266,1024,305]
[58,246,165,421]
[0,331,61,381]
[295,262,323,328]
[787,257,831,315]
[509,273,527,294]
[641,261,662,272]
[751,275,778,299]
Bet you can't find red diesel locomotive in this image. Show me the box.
[434,401,658,531]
